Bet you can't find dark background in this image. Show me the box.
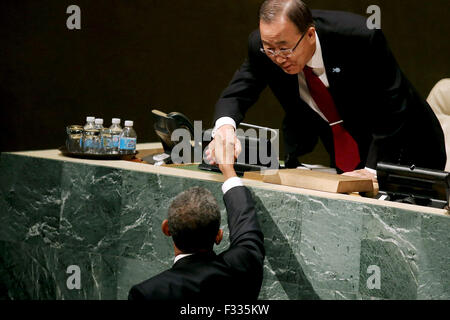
[1,0,449,164]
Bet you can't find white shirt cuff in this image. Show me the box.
[364,167,377,176]
[212,117,236,138]
[222,176,243,194]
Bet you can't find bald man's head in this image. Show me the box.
[259,0,314,34]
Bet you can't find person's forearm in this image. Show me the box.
[220,164,237,180]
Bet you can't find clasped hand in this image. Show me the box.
[205,125,241,168]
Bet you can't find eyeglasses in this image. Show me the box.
[260,31,307,59]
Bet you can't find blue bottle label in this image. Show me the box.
[84,139,94,148]
[119,137,136,150]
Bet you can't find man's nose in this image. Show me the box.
[275,55,286,64]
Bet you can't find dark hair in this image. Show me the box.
[168,186,221,253]
[259,0,315,33]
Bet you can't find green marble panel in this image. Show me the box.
[0,240,119,300]
[54,250,118,300]
[0,240,57,300]
[359,239,418,299]
[299,196,363,295]
[252,189,319,299]
[417,213,450,299]
[0,154,62,248]
[314,289,358,300]
[359,205,421,299]
[117,170,170,261]
[59,162,122,256]
[258,277,290,300]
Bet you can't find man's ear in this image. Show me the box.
[215,229,223,245]
[307,26,315,38]
[162,219,171,237]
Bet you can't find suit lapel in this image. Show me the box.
[315,23,346,109]
[316,25,338,90]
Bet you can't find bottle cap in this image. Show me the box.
[125,120,133,127]
[95,118,104,125]
[86,116,95,122]
[112,118,121,124]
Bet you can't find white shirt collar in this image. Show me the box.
[173,253,194,264]
[305,31,325,73]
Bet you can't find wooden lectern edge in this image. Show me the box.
[257,168,374,194]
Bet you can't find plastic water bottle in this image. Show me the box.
[109,118,123,154]
[119,120,137,154]
[101,126,112,154]
[92,118,104,153]
[82,116,96,153]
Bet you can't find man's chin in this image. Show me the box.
[280,65,299,74]
[282,67,299,74]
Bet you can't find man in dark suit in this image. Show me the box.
[207,0,446,179]
[128,131,265,300]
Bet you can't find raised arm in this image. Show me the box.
[216,131,265,272]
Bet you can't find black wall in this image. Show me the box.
[1,1,449,164]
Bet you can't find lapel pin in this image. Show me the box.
[332,67,341,73]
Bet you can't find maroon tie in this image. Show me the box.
[303,66,360,172]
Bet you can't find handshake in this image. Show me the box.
[205,125,241,179]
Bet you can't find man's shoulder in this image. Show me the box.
[312,9,373,38]
[129,269,178,300]
[133,269,173,286]
[247,9,373,47]
[312,9,367,28]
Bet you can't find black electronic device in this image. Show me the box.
[376,162,450,209]
[149,109,195,165]
[198,162,265,176]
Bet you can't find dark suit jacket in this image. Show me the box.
[214,10,446,171]
[128,186,265,301]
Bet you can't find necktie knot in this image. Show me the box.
[303,65,313,74]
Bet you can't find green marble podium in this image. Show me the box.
[1,144,449,300]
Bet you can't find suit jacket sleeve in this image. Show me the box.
[222,186,265,273]
[213,30,268,125]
